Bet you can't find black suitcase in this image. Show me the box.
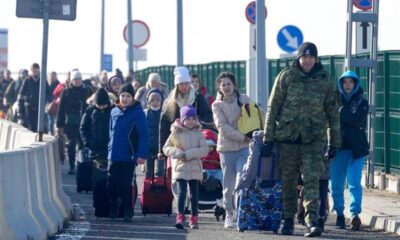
[92,166,138,218]
[76,148,92,193]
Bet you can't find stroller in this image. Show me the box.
[198,129,226,221]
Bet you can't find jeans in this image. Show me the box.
[330,150,365,217]
[176,179,199,216]
[145,154,165,178]
[219,147,249,214]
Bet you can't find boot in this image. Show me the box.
[297,211,305,225]
[175,213,185,229]
[189,215,199,229]
[335,215,346,229]
[123,208,133,222]
[350,215,361,231]
[281,218,294,235]
[317,217,325,232]
[304,221,322,237]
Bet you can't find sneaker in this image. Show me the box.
[189,215,199,229]
[175,213,185,229]
[297,211,305,225]
[281,218,294,235]
[224,212,234,228]
[335,215,346,229]
[350,215,361,231]
[304,221,322,237]
[317,218,325,232]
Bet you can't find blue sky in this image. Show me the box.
[0,0,398,77]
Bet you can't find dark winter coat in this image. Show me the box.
[18,76,50,119]
[337,71,370,159]
[159,90,214,154]
[80,104,112,159]
[56,85,90,132]
[146,88,164,154]
[108,101,148,163]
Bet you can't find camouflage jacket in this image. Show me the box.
[263,62,341,147]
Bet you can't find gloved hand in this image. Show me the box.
[261,141,274,157]
[325,146,339,160]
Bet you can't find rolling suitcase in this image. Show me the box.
[237,141,282,233]
[76,148,92,193]
[140,159,173,216]
[93,165,138,218]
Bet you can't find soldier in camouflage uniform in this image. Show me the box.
[262,42,341,237]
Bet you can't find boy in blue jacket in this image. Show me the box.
[108,83,148,222]
[330,70,369,231]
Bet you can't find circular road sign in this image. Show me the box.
[245,1,267,25]
[123,20,150,48]
[353,0,372,11]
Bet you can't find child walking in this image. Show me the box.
[330,70,369,231]
[163,105,208,229]
[108,83,148,222]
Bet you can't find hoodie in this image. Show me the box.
[337,70,369,159]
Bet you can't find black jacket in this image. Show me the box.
[18,76,50,114]
[159,92,214,154]
[80,105,112,159]
[57,85,90,131]
[339,88,370,159]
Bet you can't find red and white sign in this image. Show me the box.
[245,1,267,25]
[123,20,150,48]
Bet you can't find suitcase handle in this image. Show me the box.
[151,157,168,188]
[256,142,277,182]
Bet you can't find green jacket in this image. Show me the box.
[263,62,341,147]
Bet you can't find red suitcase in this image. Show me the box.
[140,159,173,216]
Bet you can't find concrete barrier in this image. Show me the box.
[0,119,72,240]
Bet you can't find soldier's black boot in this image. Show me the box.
[317,217,325,232]
[304,221,322,237]
[281,218,294,235]
[335,215,346,229]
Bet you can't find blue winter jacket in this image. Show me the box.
[108,101,148,162]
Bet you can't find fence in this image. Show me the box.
[135,50,400,174]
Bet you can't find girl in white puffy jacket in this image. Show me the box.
[163,104,208,230]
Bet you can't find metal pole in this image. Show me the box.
[127,0,134,72]
[256,0,267,109]
[177,0,183,66]
[367,0,379,187]
[38,0,50,141]
[100,0,105,73]
[344,0,353,70]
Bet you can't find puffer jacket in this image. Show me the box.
[212,91,251,152]
[263,62,341,147]
[163,120,208,181]
[337,70,369,159]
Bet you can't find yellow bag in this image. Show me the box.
[237,102,264,137]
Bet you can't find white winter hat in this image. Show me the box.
[174,66,191,85]
[70,69,82,80]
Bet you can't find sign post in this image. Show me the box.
[16,0,77,141]
[277,25,303,53]
[0,29,8,72]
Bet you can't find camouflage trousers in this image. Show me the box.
[278,141,325,224]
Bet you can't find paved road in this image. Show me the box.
[51,163,399,240]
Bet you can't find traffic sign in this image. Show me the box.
[277,25,303,53]
[16,0,77,21]
[103,54,113,72]
[123,20,150,48]
[353,0,373,11]
[245,1,267,25]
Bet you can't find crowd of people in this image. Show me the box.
[0,41,369,237]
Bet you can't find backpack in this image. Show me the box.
[237,98,264,138]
